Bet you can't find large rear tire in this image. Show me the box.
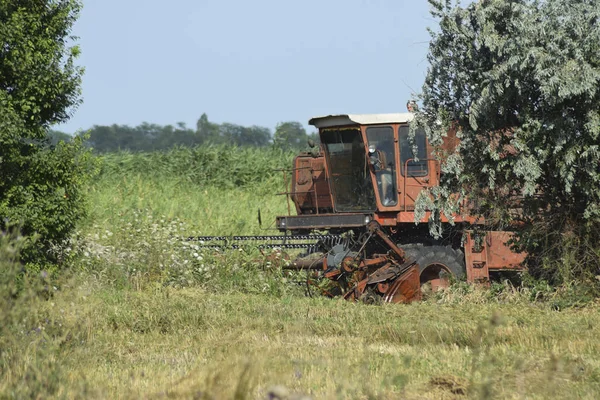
[401,244,465,291]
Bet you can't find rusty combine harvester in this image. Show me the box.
[198,112,527,303]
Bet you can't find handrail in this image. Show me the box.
[283,170,291,215]
[314,172,319,214]
[277,187,324,215]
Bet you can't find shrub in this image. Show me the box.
[0,0,94,268]
[417,0,600,282]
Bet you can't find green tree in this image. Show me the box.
[241,125,271,147]
[196,113,221,144]
[87,125,120,152]
[218,122,271,147]
[273,121,309,150]
[417,0,600,281]
[0,0,93,266]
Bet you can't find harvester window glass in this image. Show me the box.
[399,126,428,177]
[321,128,376,212]
[366,126,398,206]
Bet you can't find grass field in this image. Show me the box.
[2,147,600,399]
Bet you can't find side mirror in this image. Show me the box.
[368,145,382,170]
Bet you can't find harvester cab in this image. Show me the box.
[278,113,437,231]
[319,113,434,213]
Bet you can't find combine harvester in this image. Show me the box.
[197,111,526,303]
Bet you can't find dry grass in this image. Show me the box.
[2,276,598,399]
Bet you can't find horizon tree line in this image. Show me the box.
[49,113,318,152]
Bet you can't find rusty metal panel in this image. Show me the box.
[291,155,333,214]
[485,231,527,270]
[465,232,491,283]
[382,265,421,303]
[465,231,527,282]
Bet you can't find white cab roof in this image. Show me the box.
[309,113,414,129]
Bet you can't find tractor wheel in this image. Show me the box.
[401,244,465,292]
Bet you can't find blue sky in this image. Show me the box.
[58,0,435,134]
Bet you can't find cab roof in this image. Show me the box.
[308,113,414,129]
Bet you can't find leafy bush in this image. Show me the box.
[0,0,94,268]
[0,136,96,267]
[417,0,600,283]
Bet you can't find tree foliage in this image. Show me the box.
[274,121,311,150]
[87,122,203,152]
[418,0,600,280]
[0,0,93,266]
[85,114,313,152]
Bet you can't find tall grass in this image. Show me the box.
[77,145,300,294]
[97,145,294,191]
[0,233,71,398]
[87,145,294,236]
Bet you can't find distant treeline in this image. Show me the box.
[49,113,318,153]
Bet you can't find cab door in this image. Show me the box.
[398,125,435,210]
[364,125,400,211]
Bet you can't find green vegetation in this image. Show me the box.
[2,148,600,398]
[0,0,95,266]
[4,278,600,399]
[89,146,294,236]
[85,115,273,152]
[273,121,312,151]
[417,0,600,283]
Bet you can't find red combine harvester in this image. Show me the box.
[198,112,527,303]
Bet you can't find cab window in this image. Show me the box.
[399,126,428,177]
